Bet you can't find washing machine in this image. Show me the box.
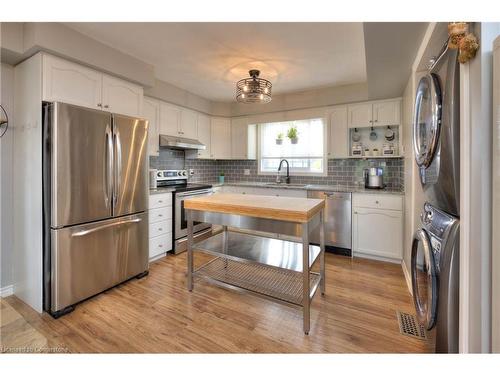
[411,202,459,353]
[413,44,460,217]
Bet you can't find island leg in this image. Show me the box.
[187,209,194,291]
[222,225,228,269]
[302,222,310,335]
[320,209,326,295]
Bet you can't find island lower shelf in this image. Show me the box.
[192,231,322,306]
[192,231,321,272]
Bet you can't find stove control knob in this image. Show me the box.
[177,171,182,176]
[157,172,162,177]
[182,171,187,176]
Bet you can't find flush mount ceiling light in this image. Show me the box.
[236,69,272,104]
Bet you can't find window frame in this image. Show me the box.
[256,118,328,177]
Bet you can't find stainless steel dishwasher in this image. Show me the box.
[307,191,352,254]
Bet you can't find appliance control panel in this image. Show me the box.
[157,169,188,181]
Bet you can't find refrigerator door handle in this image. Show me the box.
[105,123,113,209]
[71,217,142,237]
[113,127,122,209]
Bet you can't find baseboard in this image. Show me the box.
[353,252,401,264]
[401,259,413,296]
[0,284,14,298]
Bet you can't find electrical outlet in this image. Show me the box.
[243,169,250,176]
[189,169,194,176]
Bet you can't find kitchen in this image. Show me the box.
[0,11,499,369]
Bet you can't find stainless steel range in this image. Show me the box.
[155,169,213,254]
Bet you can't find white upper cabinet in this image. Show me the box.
[197,113,212,159]
[42,54,102,109]
[328,106,348,158]
[42,54,144,117]
[101,74,143,117]
[231,117,256,160]
[143,97,160,156]
[159,102,181,137]
[372,100,401,127]
[211,117,232,159]
[347,103,373,128]
[180,109,198,139]
[348,99,401,129]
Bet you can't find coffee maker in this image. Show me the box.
[364,167,385,189]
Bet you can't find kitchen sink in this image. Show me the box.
[264,183,309,188]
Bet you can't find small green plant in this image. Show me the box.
[287,126,299,144]
[276,132,284,145]
[219,171,225,176]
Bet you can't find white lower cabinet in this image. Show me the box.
[352,193,403,262]
[148,192,173,260]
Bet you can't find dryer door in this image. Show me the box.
[411,229,438,330]
[413,73,442,169]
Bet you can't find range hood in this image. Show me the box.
[159,134,206,150]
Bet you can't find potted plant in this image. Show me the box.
[287,126,299,144]
[276,132,284,145]
[218,171,225,184]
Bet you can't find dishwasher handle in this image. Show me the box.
[322,192,352,200]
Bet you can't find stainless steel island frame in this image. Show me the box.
[185,202,325,334]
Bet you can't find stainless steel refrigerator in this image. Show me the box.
[42,102,149,317]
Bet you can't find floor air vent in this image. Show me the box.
[396,311,427,340]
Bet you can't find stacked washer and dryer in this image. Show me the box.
[411,42,461,353]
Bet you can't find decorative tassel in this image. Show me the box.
[448,22,479,64]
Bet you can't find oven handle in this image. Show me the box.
[177,189,213,198]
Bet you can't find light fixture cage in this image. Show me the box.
[236,69,272,104]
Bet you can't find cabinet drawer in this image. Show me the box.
[149,234,172,258]
[148,207,172,223]
[353,193,402,211]
[149,219,172,238]
[149,193,172,209]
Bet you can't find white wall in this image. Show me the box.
[459,22,500,353]
[0,62,15,293]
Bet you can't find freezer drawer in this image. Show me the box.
[50,212,148,312]
[307,191,352,249]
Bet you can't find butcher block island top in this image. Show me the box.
[184,193,325,223]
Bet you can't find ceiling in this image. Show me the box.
[64,22,367,102]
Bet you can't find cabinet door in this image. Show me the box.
[42,54,102,110]
[102,74,143,117]
[159,103,181,136]
[328,106,348,158]
[180,109,198,139]
[352,207,403,260]
[143,97,160,156]
[210,117,232,159]
[197,114,212,158]
[231,117,249,159]
[347,103,373,128]
[373,100,401,127]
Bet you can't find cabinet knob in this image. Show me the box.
[97,103,102,107]
[159,244,163,248]
[104,105,109,109]
[375,200,379,204]
[158,200,163,203]
[158,214,163,217]
[158,228,163,231]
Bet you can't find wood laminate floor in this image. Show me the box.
[0,252,434,353]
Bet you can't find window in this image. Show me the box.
[258,118,326,175]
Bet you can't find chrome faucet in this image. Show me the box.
[276,159,290,184]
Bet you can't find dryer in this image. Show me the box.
[413,45,460,217]
[411,203,459,353]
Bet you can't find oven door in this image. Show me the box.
[175,189,213,239]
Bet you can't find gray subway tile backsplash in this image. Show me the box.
[150,148,404,191]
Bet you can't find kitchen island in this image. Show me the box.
[184,193,326,334]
